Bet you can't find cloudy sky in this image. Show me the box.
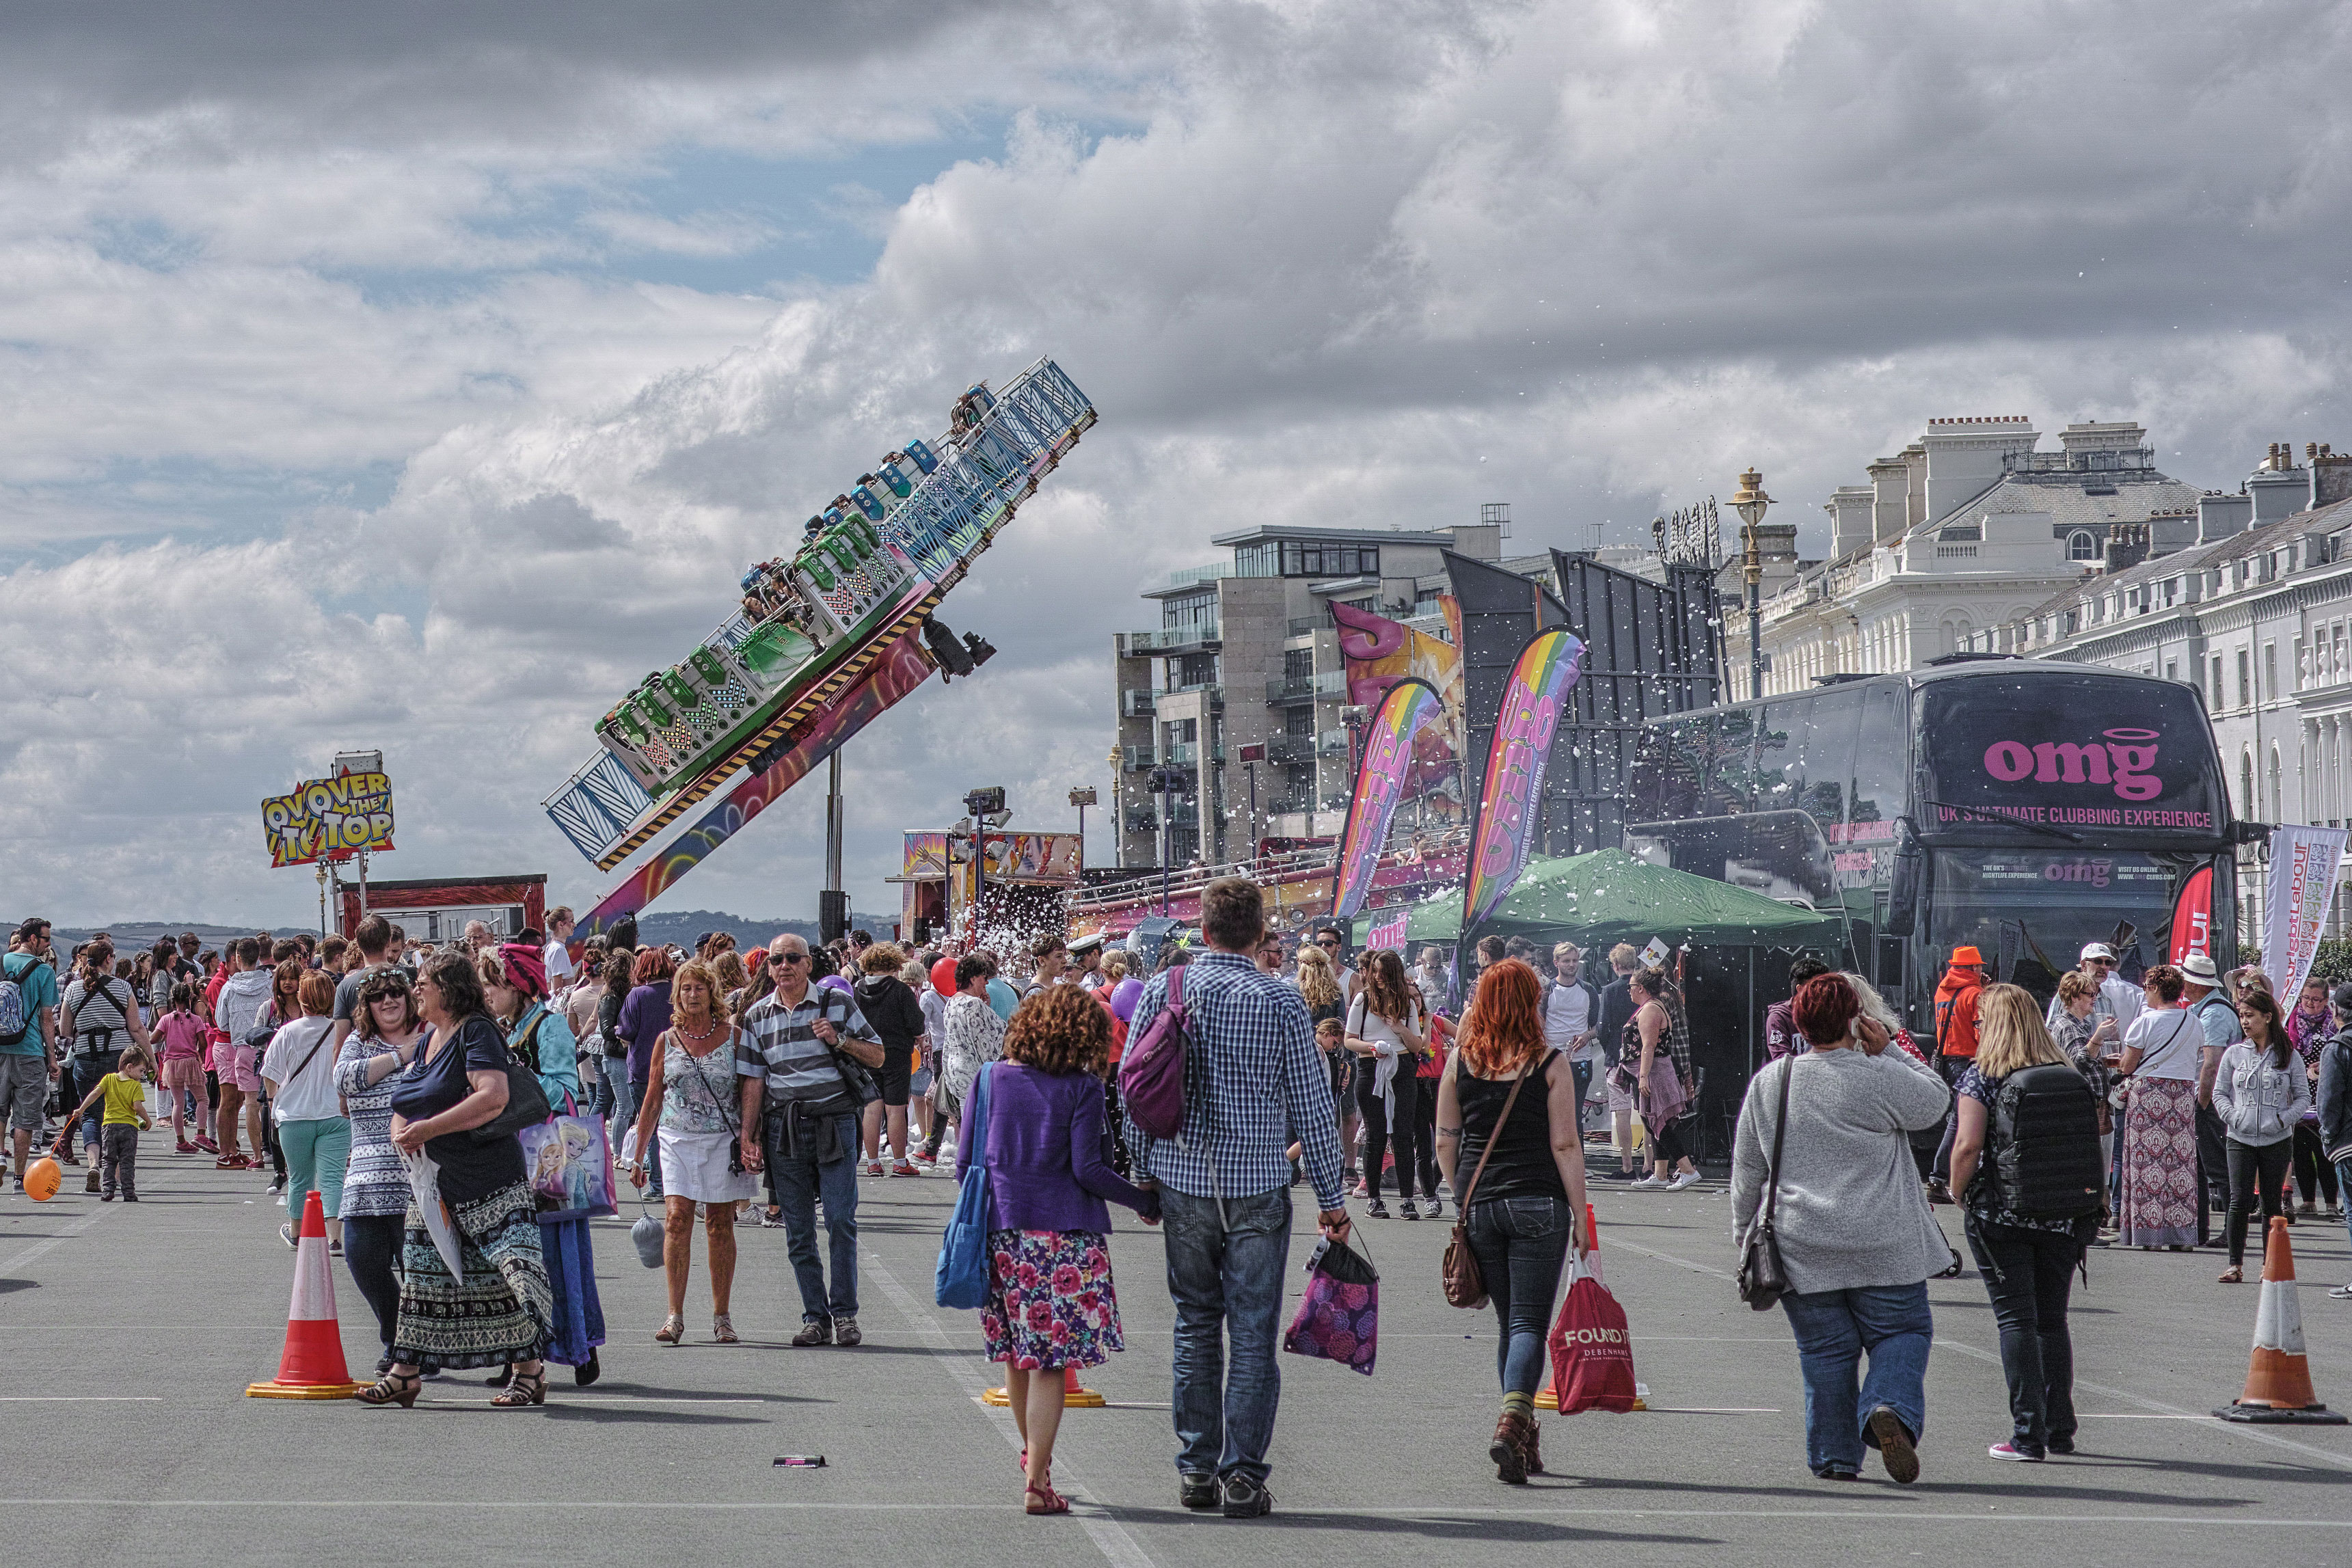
[6,0,2352,930]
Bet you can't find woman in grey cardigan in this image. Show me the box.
[1733,973,1954,1484]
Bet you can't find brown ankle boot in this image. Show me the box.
[1489,1411,1532,1484]
[1519,1414,1546,1475]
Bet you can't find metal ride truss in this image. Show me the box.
[540,357,1096,870]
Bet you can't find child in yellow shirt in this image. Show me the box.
[68,1047,153,1202]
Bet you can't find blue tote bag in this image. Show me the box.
[934,1063,996,1309]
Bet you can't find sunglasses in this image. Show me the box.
[773,952,809,964]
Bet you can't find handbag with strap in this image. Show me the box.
[1738,1053,1797,1310]
[1442,1056,1536,1310]
[935,1063,997,1309]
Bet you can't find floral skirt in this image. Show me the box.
[2118,1077,2200,1247]
[982,1228,1123,1370]
[393,1180,554,1369]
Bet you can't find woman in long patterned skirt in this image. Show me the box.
[358,950,555,1407]
[2114,965,2204,1249]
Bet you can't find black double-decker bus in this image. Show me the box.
[1626,659,2241,1038]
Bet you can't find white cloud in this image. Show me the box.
[8,0,2352,928]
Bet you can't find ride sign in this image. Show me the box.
[263,771,396,868]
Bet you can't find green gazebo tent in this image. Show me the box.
[1351,848,1845,956]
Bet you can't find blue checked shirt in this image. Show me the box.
[1122,951,1347,1211]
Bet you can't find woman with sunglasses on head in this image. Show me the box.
[335,968,429,1371]
[483,943,604,1385]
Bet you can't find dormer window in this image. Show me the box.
[2067,530,2098,560]
[1939,523,1982,542]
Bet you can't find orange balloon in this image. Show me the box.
[23,1157,59,1202]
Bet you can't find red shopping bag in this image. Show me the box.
[1547,1254,1639,1414]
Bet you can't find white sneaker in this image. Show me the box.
[1627,1175,1666,1190]
[1666,1171,1702,1191]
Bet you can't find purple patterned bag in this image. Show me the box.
[1282,1234,1379,1376]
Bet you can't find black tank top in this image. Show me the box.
[1455,1049,1566,1205]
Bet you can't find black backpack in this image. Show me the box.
[1987,1063,2105,1221]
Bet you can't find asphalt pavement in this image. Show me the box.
[3,1133,2349,1567]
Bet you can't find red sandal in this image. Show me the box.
[1025,1482,1069,1515]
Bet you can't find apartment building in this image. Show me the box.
[1111,519,1502,868]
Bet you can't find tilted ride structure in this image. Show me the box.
[539,358,1096,936]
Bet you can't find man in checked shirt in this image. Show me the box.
[1124,878,1352,1520]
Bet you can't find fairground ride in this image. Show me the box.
[539,359,1096,938]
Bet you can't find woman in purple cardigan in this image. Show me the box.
[960,986,1159,1515]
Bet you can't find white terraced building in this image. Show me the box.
[1752,417,2206,697]
[1962,441,2352,936]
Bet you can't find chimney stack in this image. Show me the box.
[2102,521,2150,575]
[2311,442,2352,511]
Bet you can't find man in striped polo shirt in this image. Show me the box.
[736,933,886,1347]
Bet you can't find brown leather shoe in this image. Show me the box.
[1520,1414,1547,1476]
[1490,1412,1532,1484]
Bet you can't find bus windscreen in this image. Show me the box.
[1917,673,2223,838]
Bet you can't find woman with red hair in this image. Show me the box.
[1434,958,1592,1485]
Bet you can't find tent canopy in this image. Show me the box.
[1351,848,1845,956]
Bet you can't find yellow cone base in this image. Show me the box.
[984,1384,1107,1407]
[1536,1388,1645,1412]
[246,1380,370,1400]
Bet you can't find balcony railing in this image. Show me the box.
[1120,688,1156,719]
[1121,744,1158,770]
[1163,742,1224,767]
[1118,622,1222,657]
[1265,735,1316,765]
[1317,728,1352,757]
[1286,614,1327,638]
[1265,671,1347,705]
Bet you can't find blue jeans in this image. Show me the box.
[1160,1185,1290,1485]
[1467,1194,1573,1396]
[1779,1282,1932,1476]
[767,1113,859,1323]
[618,1074,661,1194]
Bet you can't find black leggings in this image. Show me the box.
[2292,1123,2341,1207]
[341,1213,405,1353]
[1357,1068,1420,1202]
[1649,1112,1690,1169]
[2225,1137,2294,1267]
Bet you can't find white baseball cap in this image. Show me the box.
[2079,943,2116,962]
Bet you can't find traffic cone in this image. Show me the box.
[1539,1205,1645,1412]
[2215,1216,2347,1425]
[246,1191,368,1399]
[983,1366,1106,1408]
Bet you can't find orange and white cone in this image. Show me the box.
[2215,1215,2347,1425]
[247,1191,368,1399]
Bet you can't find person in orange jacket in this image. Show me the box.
[1928,946,1985,1202]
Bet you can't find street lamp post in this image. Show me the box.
[1068,787,1096,879]
[1732,466,1772,700]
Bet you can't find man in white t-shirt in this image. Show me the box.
[1541,944,1599,1116]
[543,907,578,992]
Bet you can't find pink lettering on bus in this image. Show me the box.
[1980,729,2161,802]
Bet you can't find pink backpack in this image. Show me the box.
[1118,967,1191,1140]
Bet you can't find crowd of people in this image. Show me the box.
[5,895,2348,1511]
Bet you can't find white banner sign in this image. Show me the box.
[2263,824,2348,1003]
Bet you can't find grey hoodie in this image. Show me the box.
[214,967,275,1046]
[2213,1040,2310,1147]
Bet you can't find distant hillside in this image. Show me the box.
[14,908,897,957]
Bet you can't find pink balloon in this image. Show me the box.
[1109,976,1144,1022]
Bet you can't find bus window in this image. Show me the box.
[1851,684,1907,843]
[1927,849,2201,1012]
[1700,707,1757,816]
[1755,699,1806,814]
[1799,689,1863,826]
[1631,715,1704,821]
